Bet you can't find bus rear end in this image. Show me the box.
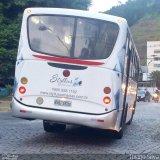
[12,8,126,137]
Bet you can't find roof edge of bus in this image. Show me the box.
[24,8,127,24]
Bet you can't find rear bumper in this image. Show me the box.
[11,98,119,131]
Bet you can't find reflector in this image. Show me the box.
[97,119,104,122]
[20,109,26,113]
[36,97,44,105]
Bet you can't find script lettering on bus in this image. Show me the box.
[50,74,72,86]
[50,74,82,87]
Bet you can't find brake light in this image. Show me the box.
[63,70,70,77]
[104,87,111,94]
[19,86,26,94]
[103,97,111,104]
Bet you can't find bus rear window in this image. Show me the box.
[28,15,119,60]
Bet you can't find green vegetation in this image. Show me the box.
[106,0,160,26]
[106,0,160,65]
[0,0,91,86]
[131,15,160,65]
[150,71,160,89]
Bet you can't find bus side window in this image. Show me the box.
[123,37,130,77]
[135,55,139,81]
[129,47,133,79]
[132,52,136,80]
[132,50,135,79]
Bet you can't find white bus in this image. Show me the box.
[12,8,140,139]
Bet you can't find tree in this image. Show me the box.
[0,0,91,86]
[150,70,160,89]
[106,0,160,26]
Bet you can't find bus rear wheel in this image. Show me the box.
[113,128,123,139]
[127,101,136,125]
[126,111,134,125]
[113,104,128,139]
[43,120,66,133]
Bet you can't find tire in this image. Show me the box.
[114,104,128,139]
[43,120,66,133]
[127,100,136,125]
[113,128,124,139]
[126,111,133,125]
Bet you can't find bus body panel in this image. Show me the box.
[12,97,118,130]
[14,60,119,114]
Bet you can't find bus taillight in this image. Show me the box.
[63,70,70,77]
[104,87,111,94]
[103,97,111,104]
[19,86,26,94]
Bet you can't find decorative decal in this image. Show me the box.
[115,90,120,109]
[50,74,82,87]
[33,54,104,66]
[13,78,18,94]
[73,78,82,86]
[113,49,125,73]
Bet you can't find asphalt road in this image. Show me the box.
[0,102,160,159]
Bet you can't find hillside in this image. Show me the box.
[131,14,160,65]
[106,0,160,65]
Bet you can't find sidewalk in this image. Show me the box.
[0,100,11,112]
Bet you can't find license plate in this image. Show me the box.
[54,99,72,107]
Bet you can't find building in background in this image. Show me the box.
[138,41,160,90]
[141,65,148,81]
[147,41,160,78]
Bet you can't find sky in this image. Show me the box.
[89,0,128,12]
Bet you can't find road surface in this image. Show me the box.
[0,102,160,159]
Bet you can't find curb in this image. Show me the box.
[0,101,11,112]
[0,108,11,112]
